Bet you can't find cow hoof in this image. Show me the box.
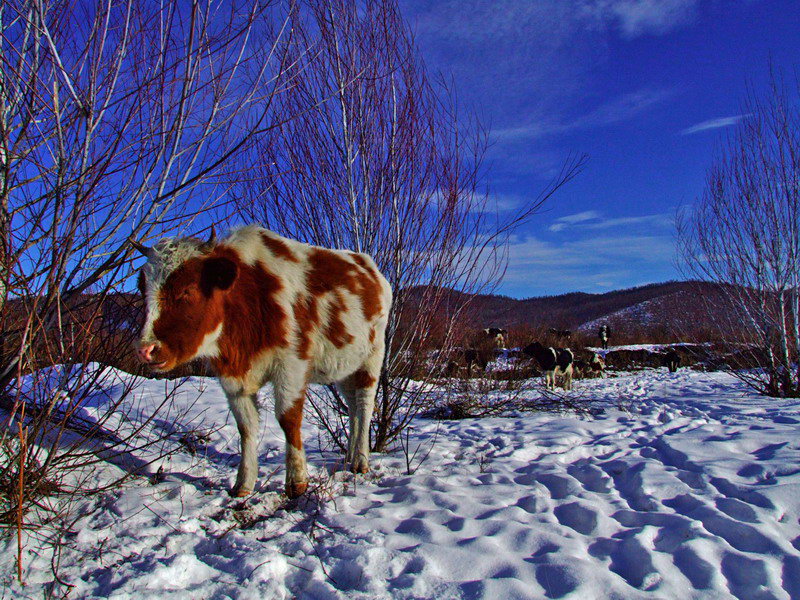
[285,480,308,498]
[350,456,370,474]
[229,486,252,498]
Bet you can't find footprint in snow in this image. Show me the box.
[554,501,598,535]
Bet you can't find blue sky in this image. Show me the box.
[400,0,800,298]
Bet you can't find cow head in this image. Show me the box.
[132,229,237,371]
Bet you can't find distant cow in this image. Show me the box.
[133,226,392,498]
[484,327,508,350]
[589,352,606,378]
[598,324,610,350]
[548,328,572,342]
[523,341,574,390]
[446,347,490,377]
[575,352,605,379]
[572,359,589,378]
[664,350,681,373]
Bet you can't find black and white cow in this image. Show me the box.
[522,341,574,390]
[663,350,681,373]
[548,328,572,342]
[598,324,610,350]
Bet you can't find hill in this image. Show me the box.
[424,280,726,343]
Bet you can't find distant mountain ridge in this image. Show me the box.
[424,280,724,341]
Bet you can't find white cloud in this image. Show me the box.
[549,210,601,231]
[680,114,748,135]
[583,212,674,230]
[405,1,693,127]
[493,88,672,144]
[501,231,675,293]
[581,0,699,38]
[486,193,527,213]
[549,211,673,233]
[561,210,602,224]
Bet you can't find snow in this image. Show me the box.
[586,343,703,353]
[4,367,800,599]
[579,291,691,332]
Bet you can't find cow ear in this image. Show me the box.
[201,257,238,294]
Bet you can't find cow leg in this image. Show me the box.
[339,355,381,474]
[274,368,309,499]
[563,365,573,390]
[226,391,260,497]
[338,378,376,474]
[336,380,360,467]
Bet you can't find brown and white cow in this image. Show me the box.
[132,226,392,498]
[483,327,508,350]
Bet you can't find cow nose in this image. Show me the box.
[137,343,157,363]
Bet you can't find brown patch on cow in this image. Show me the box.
[285,480,308,498]
[324,291,355,348]
[277,393,305,450]
[292,294,320,359]
[260,232,299,263]
[351,369,376,389]
[350,254,385,319]
[306,249,384,347]
[368,327,376,344]
[150,259,227,370]
[350,253,371,271]
[147,245,288,376]
[208,246,289,378]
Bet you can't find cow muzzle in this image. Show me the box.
[137,342,167,369]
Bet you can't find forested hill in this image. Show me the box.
[404,280,726,341]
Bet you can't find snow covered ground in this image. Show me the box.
[4,366,800,599]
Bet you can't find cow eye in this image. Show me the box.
[137,272,146,296]
[176,286,198,302]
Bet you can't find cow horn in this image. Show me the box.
[129,238,152,258]
[200,225,217,252]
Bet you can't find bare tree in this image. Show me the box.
[0,0,298,550]
[231,0,584,452]
[678,69,800,397]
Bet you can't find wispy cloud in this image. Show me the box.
[500,231,675,296]
[582,0,700,38]
[549,210,601,232]
[549,211,673,233]
[486,193,527,213]
[409,1,701,47]
[680,114,748,135]
[493,88,672,144]
[405,1,694,121]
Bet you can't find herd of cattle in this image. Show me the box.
[445,326,683,390]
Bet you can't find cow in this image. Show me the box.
[572,359,589,378]
[663,350,681,373]
[588,352,606,378]
[445,348,490,378]
[598,324,610,350]
[483,327,508,350]
[573,352,605,379]
[522,341,574,390]
[132,226,392,498]
[548,328,572,342]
